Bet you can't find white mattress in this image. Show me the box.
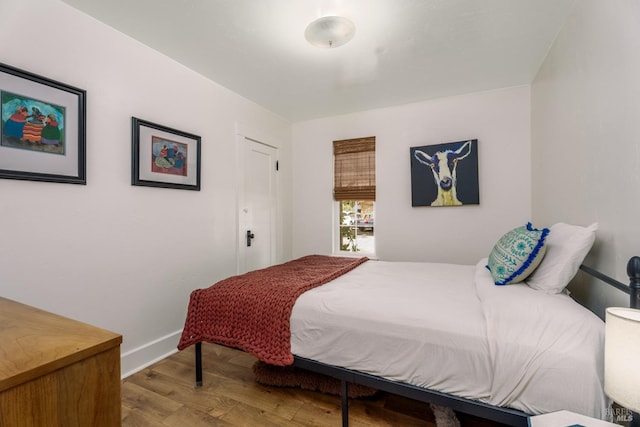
[290,258,607,419]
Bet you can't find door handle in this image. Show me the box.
[246,230,255,247]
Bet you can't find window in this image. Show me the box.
[339,200,374,252]
[334,137,375,254]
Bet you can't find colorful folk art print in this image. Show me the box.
[410,139,479,207]
[151,136,188,177]
[1,91,65,155]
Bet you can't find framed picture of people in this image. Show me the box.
[0,63,86,184]
[131,117,201,191]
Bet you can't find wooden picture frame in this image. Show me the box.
[131,117,201,191]
[0,63,86,184]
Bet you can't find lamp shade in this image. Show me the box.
[605,307,640,413]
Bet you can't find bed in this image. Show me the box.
[177,222,640,426]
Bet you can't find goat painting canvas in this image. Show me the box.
[410,139,479,207]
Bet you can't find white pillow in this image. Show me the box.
[525,222,598,294]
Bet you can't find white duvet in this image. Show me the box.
[290,258,607,419]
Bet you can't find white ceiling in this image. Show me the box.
[60,0,575,122]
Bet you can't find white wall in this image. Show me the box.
[292,86,531,265]
[0,0,292,376]
[531,0,640,313]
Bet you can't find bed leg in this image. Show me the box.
[341,379,349,427]
[195,342,203,388]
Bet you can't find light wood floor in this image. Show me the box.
[121,343,508,426]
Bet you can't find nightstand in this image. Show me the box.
[0,297,122,426]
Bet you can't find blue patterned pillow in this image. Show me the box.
[487,223,550,285]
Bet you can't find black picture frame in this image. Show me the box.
[410,139,479,207]
[131,117,201,191]
[0,63,86,184]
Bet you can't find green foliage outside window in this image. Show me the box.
[339,201,358,251]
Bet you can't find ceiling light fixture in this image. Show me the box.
[305,16,356,48]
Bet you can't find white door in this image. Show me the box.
[239,138,277,273]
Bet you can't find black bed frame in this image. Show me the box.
[193,256,640,427]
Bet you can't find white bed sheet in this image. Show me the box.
[290,258,607,419]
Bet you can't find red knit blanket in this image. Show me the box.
[177,255,368,366]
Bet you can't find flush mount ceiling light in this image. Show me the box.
[305,16,356,48]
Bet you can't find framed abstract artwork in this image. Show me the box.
[0,63,86,184]
[410,139,479,207]
[131,117,201,191]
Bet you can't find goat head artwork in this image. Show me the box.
[411,140,479,207]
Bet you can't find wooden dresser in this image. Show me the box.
[0,297,122,426]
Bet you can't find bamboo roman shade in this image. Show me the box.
[333,136,376,201]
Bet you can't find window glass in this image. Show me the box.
[339,200,374,253]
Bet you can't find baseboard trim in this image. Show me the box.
[120,329,182,379]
